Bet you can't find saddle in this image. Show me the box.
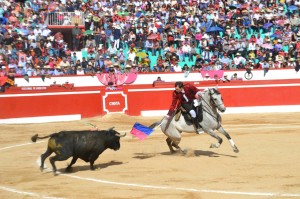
[174,105,203,125]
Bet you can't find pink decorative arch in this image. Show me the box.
[96,72,138,86]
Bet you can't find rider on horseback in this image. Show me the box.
[166,81,203,134]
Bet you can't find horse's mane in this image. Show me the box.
[212,88,221,95]
[203,88,220,95]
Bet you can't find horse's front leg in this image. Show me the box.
[217,126,239,153]
[204,128,223,148]
[166,137,175,153]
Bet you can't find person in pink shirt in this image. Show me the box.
[195,30,203,48]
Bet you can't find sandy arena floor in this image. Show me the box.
[0,113,300,199]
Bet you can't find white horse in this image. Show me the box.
[150,88,239,153]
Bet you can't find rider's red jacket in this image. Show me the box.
[167,83,200,116]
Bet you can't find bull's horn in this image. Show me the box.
[107,127,115,131]
[116,133,126,137]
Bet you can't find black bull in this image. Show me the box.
[31,128,126,173]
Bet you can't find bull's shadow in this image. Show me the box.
[133,153,157,159]
[55,160,124,174]
[161,150,237,158]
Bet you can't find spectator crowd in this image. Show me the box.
[1,0,300,87]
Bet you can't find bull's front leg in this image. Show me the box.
[65,157,78,172]
[89,154,100,170]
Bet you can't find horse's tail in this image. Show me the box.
[149,121,162,129]
[149,117,165,130]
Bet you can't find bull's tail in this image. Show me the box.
[31,134,54,142]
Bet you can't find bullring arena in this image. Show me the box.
[1,112,300,199]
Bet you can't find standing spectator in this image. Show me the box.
[261,60,270,77]
[72,23,81,51]
[113,24,122,50]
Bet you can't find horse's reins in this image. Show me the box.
[201,89,222,122]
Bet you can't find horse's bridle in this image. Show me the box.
[208,89,224,109]
[201,88,224,121]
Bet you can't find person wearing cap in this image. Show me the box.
[233,53,246,69]
[106,43,118,57]
[59,57,71,69]
[113,24,122,49]
[202,47,212,62]
[16,64,25,76]
[106,65,117,85]
[182,42,192,62]
[96,56,105,69]
[76,66,85,75]
[166,81,203,134]
[104,56,113,68]
[127,48,136,64]
[288,58,296,68]
[219,53,232,70]
[117,49,125,65]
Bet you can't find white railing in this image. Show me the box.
[45,12,85,26]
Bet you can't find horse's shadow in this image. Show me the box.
[161,150,238,158]
[53,160,124,174]
[132,150,237,159]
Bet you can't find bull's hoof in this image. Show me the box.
[53,171,58,176]
[65,167,72,173]
[39,166,44,172]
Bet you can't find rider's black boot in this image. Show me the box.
[192,117,202,134]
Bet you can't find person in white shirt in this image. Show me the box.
[248,40,257,51]
[42,26,52,38]
[127,48,136,64]
[264,9,274,21]
[76,66,85,75]
[148,23,157,33]
[59,57,71,69]
[28,32,36,41]
[256,34,264,46]
[182,43,192,61]
[233,53,246,69]
[173,63,182,72]
[33,26,42,36]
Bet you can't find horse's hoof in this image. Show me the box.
[170,150,176,154]
[233,146,239,153]
[210,143,220,148]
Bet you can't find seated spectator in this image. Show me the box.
[76,66,85,75]
[231,73,242,80]
[233,53,246,69]
[153,76,164,85]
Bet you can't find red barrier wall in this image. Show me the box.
[1,79,300,123]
